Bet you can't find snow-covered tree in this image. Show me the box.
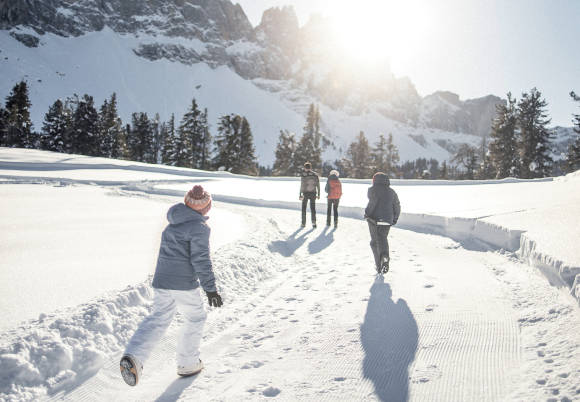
[452,144,478,179]
[70,94,99,156]
[177,99,211,169]
[40,99,68,152]
[489,93,519,178]
[273,129,297,176]
[4,81,33,148]
[517,88,553,178]
[565,91,580,172]
[0,103,7,146]
[97,93,123,158]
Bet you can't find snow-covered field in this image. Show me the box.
[1,148,579,401]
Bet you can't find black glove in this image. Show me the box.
[205,291,223,307]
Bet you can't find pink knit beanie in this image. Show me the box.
[184,185,212,215]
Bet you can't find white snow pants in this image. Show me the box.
[124,288,207,367]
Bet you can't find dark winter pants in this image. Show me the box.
[301,192,317,225]
[367,220,391,270]
[326,199,339,226]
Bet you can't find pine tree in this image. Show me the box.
[489,93,519,178]
[40,99,68,152]
[517,88,553,178]
[0,104,7,146]
[440,160,449,179]
[178,99,211,169]
[346,131,373,179]
[200,108,212,170]
[162,114,177,165]
[127,112,155,162]
[98,93,122,158]
[151,113,162,163]
[273,129,297,176]
[4,81,33,148]
[372,133,400,177]
[452,144,478,179]
[237,116,257,175]
[565,91,580,172]
[70,94,99,156]
[212,114,257,174]
[295,104,322,169]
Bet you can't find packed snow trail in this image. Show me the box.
[47,201,579,401]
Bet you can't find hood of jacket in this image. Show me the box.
[328,174,339,181]
[372,172,390,187]
[167,203,208,225]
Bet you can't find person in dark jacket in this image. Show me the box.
[365,172,401,273]
[325,169,342,228]
[120,185,222,386]
[299,161,320,228]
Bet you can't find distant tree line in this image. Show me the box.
[0,81,259,175]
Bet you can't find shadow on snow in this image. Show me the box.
[361,276,418,402]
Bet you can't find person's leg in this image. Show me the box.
[378,225,391,262]
[124,289,177,365]
[301,197,308,226]
[326,200,332,226]
[172,288,207,368]
[333,199,339,226]
[367,220,380,270]
[310,195,316,225]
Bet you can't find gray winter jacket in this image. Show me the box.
[300,170,320,196]
[151,203,216,292]
[365,173,401,225]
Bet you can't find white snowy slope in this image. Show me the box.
[0,28,479,165]
[0,148,579,401]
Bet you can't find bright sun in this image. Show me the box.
[328,0,433,68]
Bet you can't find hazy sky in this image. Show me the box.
[237,0,580,127]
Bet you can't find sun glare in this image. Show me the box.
[329,0,432,68]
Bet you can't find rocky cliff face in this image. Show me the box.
[0,0,503,137]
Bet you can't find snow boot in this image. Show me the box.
[120,354,142,386]
[312,223,317,228]
[381,255,390,274]
[178,359,204,377]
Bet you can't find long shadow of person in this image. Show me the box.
[361,276,418,402]
[307,226,334,254]
[268,227,314,257]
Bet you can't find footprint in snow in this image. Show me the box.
[241,361,264,369]
[424,284,434,288]
[333,377,346,382]
[262,387,281,397]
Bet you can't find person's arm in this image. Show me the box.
[365,188,377,218]
[392,190,401,225]
[325,180,329,194]
[316,175,320,198]
[190,225,216,292]
[299,176,305,198]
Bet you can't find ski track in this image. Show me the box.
[0,181,569,401]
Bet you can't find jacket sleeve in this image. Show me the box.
[392,190,401,224]
[316,175,320,196]
[338,181,342,198]
[299,176,304,196]
[189,225,216,292]
[365,187,376,218]
[324,180,329,194]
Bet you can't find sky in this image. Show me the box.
[237,0,580,127]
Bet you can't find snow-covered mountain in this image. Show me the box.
[0,0,573,165]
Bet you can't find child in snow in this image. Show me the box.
[120,185,223,386]
[364,172,401,274]
[299,161,320,228]
[325,170,342,228]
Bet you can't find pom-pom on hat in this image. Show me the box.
[184,185,212,215]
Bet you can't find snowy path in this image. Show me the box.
[49,201,580,401]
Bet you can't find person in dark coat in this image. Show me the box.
[120,185,222,386]
[299,162,320,228]
[364,172,401,273]
[325,169,342,228]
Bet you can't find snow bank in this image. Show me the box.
[0,283,153,401]
[0,208,284,401]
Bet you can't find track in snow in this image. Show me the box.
[48,195,580,401]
